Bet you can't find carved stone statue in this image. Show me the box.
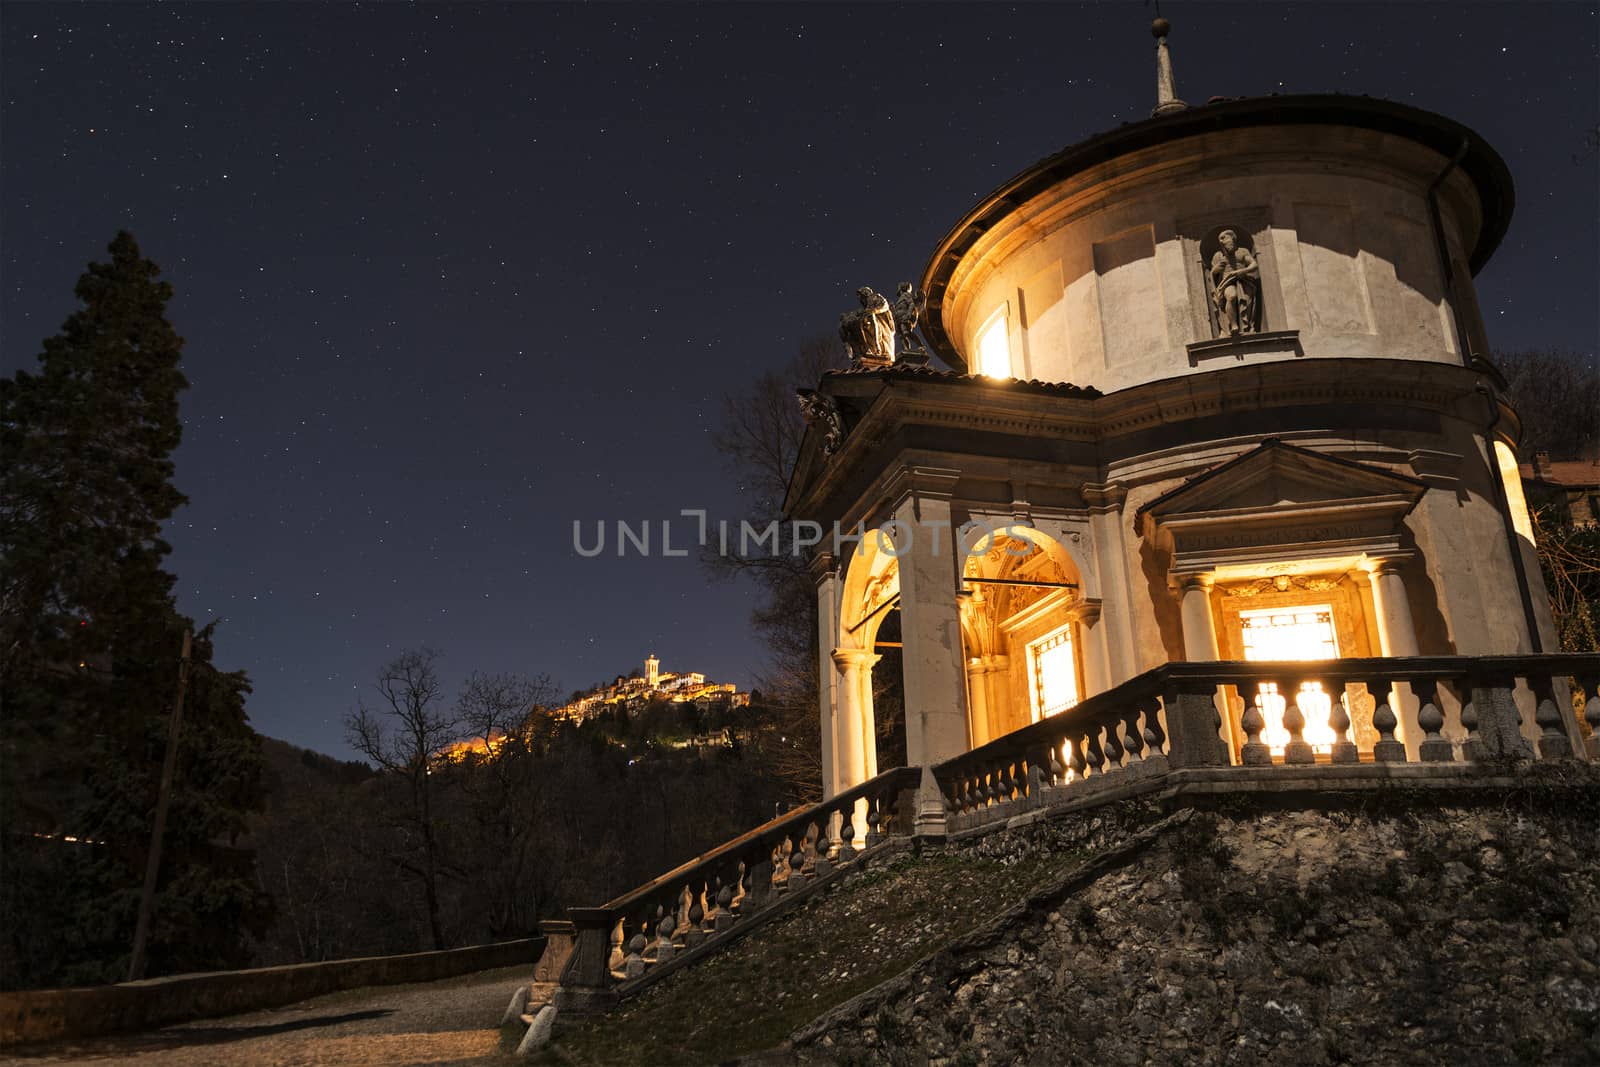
[839,286,896,365]
[891,282,928,364]
[796,389,844,456]
[1205,227,1261,337]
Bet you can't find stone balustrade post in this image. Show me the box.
[1466,672,1534,761]
[1163,682,1229,768]
[554,908,622,1013]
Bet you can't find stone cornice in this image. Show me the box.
[783,358,1497,526]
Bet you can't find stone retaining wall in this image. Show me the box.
[0,936,541,1047]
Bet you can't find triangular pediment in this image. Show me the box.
[1140,440,1426,525]
[1137,441,1427,572]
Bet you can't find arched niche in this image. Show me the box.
[956,525,1096,748]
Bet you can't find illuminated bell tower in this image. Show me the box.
[646,653,660,689]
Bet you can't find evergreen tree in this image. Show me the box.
[0,232,270,989]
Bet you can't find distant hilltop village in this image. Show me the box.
[557,654,750,722]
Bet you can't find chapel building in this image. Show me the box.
[785,19,1572,804]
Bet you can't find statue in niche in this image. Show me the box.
[1201,226,1262,337]
[796,388,844,456]
[839,286,896,365]
[891,282,929,365]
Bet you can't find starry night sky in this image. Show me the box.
[3,3,1595,759]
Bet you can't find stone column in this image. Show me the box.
[813,555,841,799]
[965,659,991,748]
[1365,556,1419,657]
[1084,483,1138,683]
[965,653,1011,745]
[1176,574,1220,661]
[830,648,879,792]
[889,468,970,769]
[1075,601,1111,698]
[1364,555,1422,758]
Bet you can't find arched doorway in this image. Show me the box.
[957,527,1088,747]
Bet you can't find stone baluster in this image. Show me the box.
[1048,738,1066,786]
[1121,707,1146,770]
[788,838,808,889]
[1240,687,1271,766]
[1280,675,1314,765]
[865,795,883,847]
[1083,727,1106,777]
[654,906,676,964]
[607,918,626,977]
[1067,734,1087,782]
[1582,674,1600,760]
[1028,746,1050,802]
[683,886,706,950]
[1328,682,1359,764]
[837,809,858,862]
[677,886,694,946]
[1142,696,1168,757]
[1531,675,1574,760]
[715,878,736,932]
[813,821,834,878]
[1102,719,1125,772]
[744,853,775,912]
[1417,679,1453,762]
[624,930,648,979]
[1367,679,1406,762]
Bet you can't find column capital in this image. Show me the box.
[1172,572,1216,595]
[831,647,881,671]
[966,653,1010,675]
[809,551,839,583]
[886,464,961,506]
[1361,552,1414,578]
[1081,481,1129,513]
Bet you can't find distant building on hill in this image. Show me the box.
[556,653,750,722]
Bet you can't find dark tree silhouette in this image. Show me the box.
[1,233,269,989]
[345,647,460,950]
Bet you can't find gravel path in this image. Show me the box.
[2,966,528,1067]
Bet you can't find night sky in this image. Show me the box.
[3,3,1595,760]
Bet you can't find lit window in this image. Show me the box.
[976,310,1011,379]
[1494,440,1534,541]
[1239,605,1340,754]
[1027,626,1078,721]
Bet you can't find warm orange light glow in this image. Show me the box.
[976,309,1011,379]
[1240,605,1340,754]
[1027,626,1079,722]
[1495,440,1535,541]
[435,732,506,763]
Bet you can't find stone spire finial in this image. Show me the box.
[1151,15,1188,116]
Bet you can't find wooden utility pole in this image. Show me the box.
[127,629,192,982]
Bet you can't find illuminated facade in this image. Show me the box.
[785,24,1567,806]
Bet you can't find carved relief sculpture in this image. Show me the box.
[839,286,897,365]
[1202,226,1262,337]
[891,281,929,365]
[796,388,844,456]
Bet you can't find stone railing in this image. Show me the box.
[552,765,920,1012]
[934,654,1600,834]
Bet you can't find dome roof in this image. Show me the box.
[917,94,1514,372]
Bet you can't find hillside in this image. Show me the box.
[533,773,1600,1066]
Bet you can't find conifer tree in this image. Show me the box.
[0,232,270,989]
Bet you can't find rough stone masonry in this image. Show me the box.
[793,782,1600,1067]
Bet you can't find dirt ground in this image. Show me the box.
[1,965,528,1067]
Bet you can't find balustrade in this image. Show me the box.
[557,654,1596,1013]
[933,654,1600,832]
[555,765,919,1004]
